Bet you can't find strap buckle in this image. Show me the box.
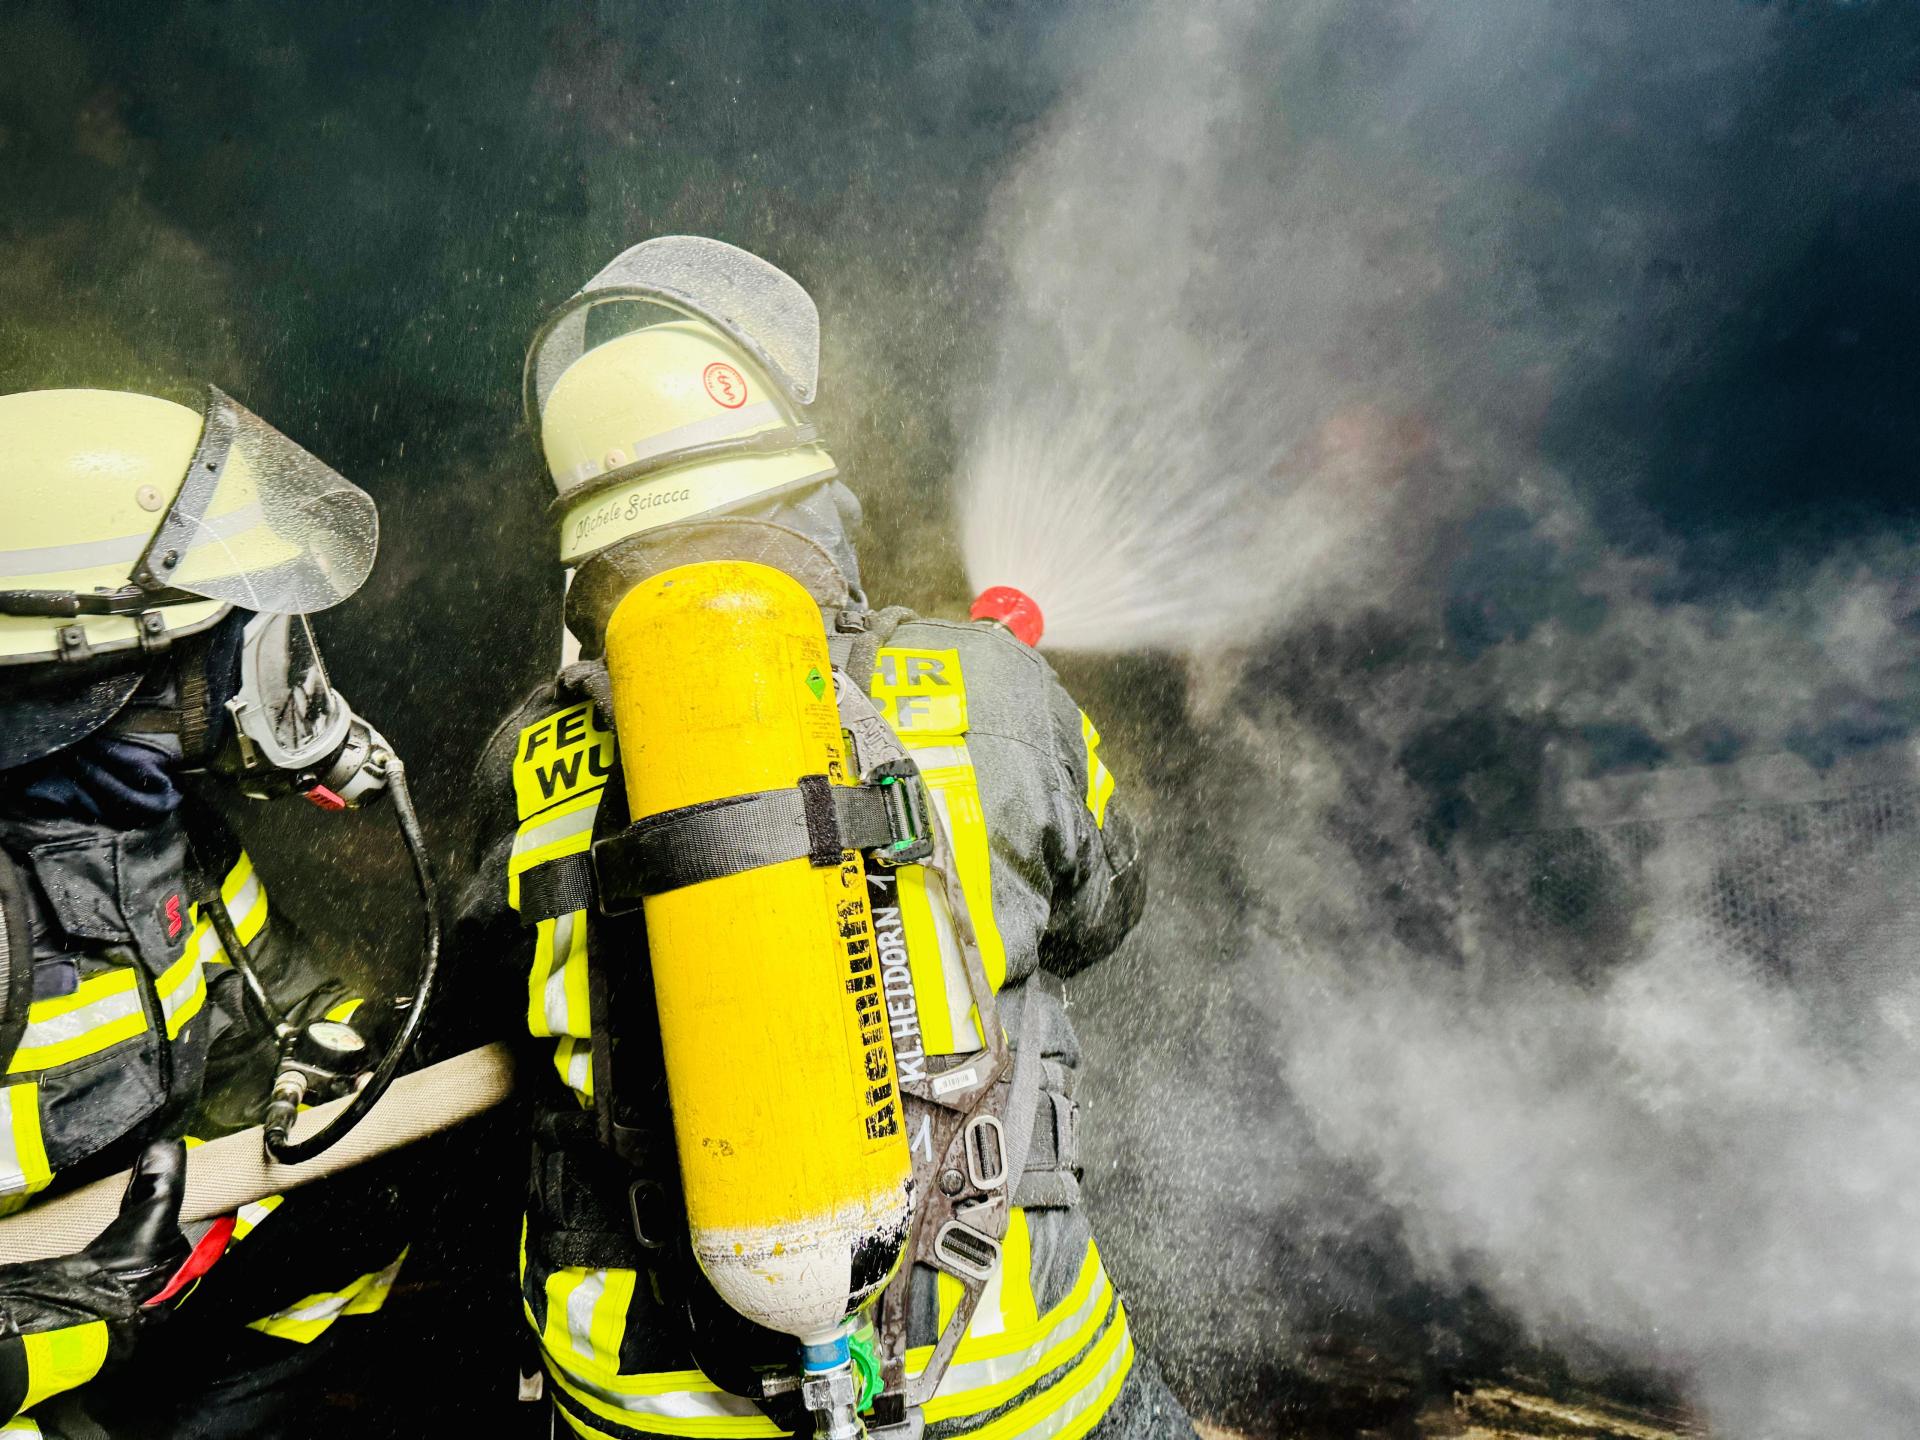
[866,760,933,867]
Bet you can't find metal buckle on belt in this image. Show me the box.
[866,760,933,867]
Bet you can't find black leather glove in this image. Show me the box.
[0,1141,197,1420]
[0,1139,192,1335]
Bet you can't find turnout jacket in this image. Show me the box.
[0,791,410,1433]
[458,605,1187,1440]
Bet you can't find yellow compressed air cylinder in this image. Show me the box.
[604,560,911,1344]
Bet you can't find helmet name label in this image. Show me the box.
[567,485,696,555]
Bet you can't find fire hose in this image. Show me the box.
[0,1041,514,1266]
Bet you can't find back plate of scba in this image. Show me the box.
[1461,742,1920,1020]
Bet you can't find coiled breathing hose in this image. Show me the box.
[210,756,442,1164]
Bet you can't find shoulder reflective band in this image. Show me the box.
[592,772,929,912]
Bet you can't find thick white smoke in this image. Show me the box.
[961,2,1920,1435]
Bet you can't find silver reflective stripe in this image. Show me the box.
[566,1270,608,1364]
[905,744,971,772]
[932,1269,1114,1399]
[559,1368,765,1420]
[564,403,783,489]
[514,803,598,863]
[0,1088,35,1196]
[14,984,141,1058]
[562,1038,592,1095]
[224,868,265,933]
[273,1291,356,1328]
[159,956,205,1031]
[0,529,152,579]
[544,912,577,1033]
[1000,1313,1134,1440]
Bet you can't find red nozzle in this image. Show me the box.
[970,586,1044,647]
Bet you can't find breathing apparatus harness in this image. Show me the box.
[514,611,1016,1440]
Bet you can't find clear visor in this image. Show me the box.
[525,235,821,428]
[162,389,378,615]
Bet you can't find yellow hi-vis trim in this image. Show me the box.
[324,996,364,1024]
[157,944,207,1040]
[230,1194,285,1242]
[180,850,270,971]
[910,1231,1126,1425]
[960,1301,1133,1440]
[0,1084,51,1214]
[509,787,604,912]
[1079,712,1115,830]
[870,648,1008,1056]
[511,706,612,1110]
[528,907,593,1042]
[515,701,617,821]
[246,1247,409,1344]
[6,969,143,1074]
[0,1416,44,1437]
[19,1321,108,1411]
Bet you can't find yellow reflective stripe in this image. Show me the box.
[19,1321,107,1410]
[158,945,207,1040]
[932,1206,1035,1341]
[542,1358,779,1439]
[870,648,968,737]
[543,1267,637,1376]
[892,739,1008,1056]
[181,851,269,969]
[6,969,143,1073]
[231,1194,284,1242]
[0,1417,43,1437]
[246,1247,409,1344]
[514,702,617,821]
[553,1036,594,1104]
[0,1084,51,1211]
[1079,712,1115,830]
[921,1267,1114,1422]
[958,1302,1133,1440]
[529,909,591,1040]
[509,789,602,912]
[324,997,364,1024]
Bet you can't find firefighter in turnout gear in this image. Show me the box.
[0,387,413,1437]
[455,237,1197,1440]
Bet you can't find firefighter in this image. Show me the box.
[0,386,414,1437]
[455,236,1196,1440]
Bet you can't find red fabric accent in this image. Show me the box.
[143,1214,235,1307]
[303,783,347,811]
[970,586,1045,647]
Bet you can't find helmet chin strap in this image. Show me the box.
[566,514,857,658]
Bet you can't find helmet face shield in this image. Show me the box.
[141,388,379,616]
[525,235,822,432]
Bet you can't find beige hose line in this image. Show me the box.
[0,1043,515,1265]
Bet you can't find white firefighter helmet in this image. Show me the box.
[0,387,379,668]
[524,236,840,565]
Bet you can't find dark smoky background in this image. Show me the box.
[5,2,1920,1436]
